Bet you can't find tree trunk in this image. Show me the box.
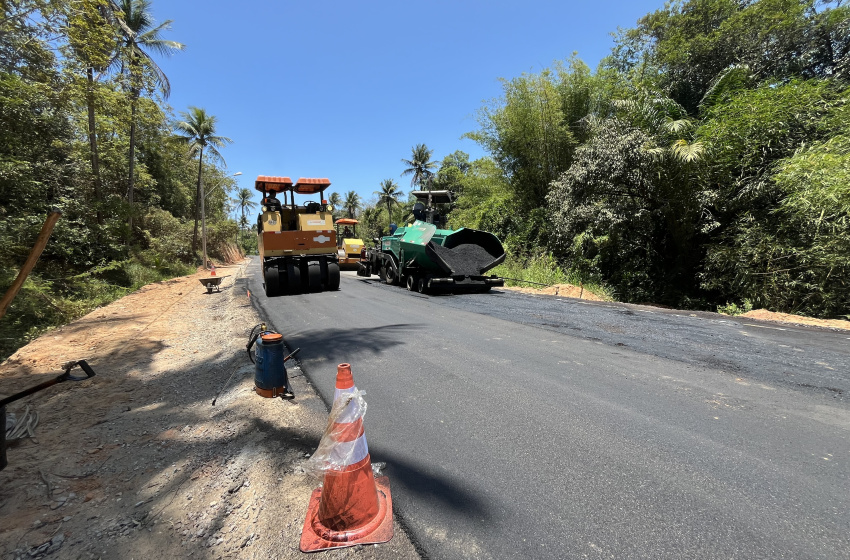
[127,93,137,244]
[191,148,205,254]
[86,67,103,225]
[201,171,208,270]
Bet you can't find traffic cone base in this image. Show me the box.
[300,475,393,552]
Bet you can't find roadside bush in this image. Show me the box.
[717,299,754,316]
[205,220,239,262]
[491,252,613,299]
[140,208,193,264]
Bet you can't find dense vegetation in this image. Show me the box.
[358,0,848,319]
[0,1,247,360]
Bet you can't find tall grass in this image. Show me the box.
[491,253,614,300]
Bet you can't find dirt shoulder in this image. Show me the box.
[0,261,420,560]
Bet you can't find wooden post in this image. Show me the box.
[0,211,61,321]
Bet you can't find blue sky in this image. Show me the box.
[155,1,663,207]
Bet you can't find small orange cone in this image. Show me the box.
[210,264,216,276]
[300,363,393,552]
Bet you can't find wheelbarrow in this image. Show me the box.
[199,276,227,294]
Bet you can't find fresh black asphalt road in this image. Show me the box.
[244,259,849,560]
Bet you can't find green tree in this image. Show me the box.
[328,192,342,218]
[547,100,706,304]
[173,107,233,259]
[358,206,384,241]
[400,143,437,189]
[608,0,850,114]
[374,179,403,226]
[465,57,615,212]
[703,134,850,317]
[446,158,511,233]
[432,150,470,193]
[466,70,573,210]
[64,0,117,221]
[698,80,850,314]
[697,79,845,233]
[343,190,361,219]
[0,0,62,81]
[112,0,184,234]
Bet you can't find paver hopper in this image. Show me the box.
[358,190,505,293]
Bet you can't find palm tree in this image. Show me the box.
[174,107,233,265]
[235,187,257,246]
[343,191,362,219]
[374,179,403,226]
[613,90,704,164]
[400,143,437,189]
[328,192,342,219]
[112,0,184,235]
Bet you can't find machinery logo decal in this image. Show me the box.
[313,235,331,243]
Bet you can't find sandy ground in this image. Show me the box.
[0,261,420,560]
[504,284,850,331]
[739,309,850,331]
[502,283,605,301]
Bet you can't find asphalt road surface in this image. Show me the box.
[245,259,849,560]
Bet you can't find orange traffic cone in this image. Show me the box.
[210,264,216,276]
[300,363,393,552]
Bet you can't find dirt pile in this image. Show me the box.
[740,309,850,331]
[0,262,418,559]
[502,283,605,301]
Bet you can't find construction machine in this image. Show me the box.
[256,176,340,296]
[357,190,505,293]
[335,218,365,270]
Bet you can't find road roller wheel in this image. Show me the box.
[264,266,280,297]
[286,261,301,294]
[307,262,322,292]
[327,262,341,290]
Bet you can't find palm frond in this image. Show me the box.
[670,139,705,163]
[664,118,693,134]
[699,64,753,110]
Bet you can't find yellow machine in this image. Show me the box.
[334,218,365,270]
[256,176,340,296]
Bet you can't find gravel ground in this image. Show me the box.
[0,261,420,560]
